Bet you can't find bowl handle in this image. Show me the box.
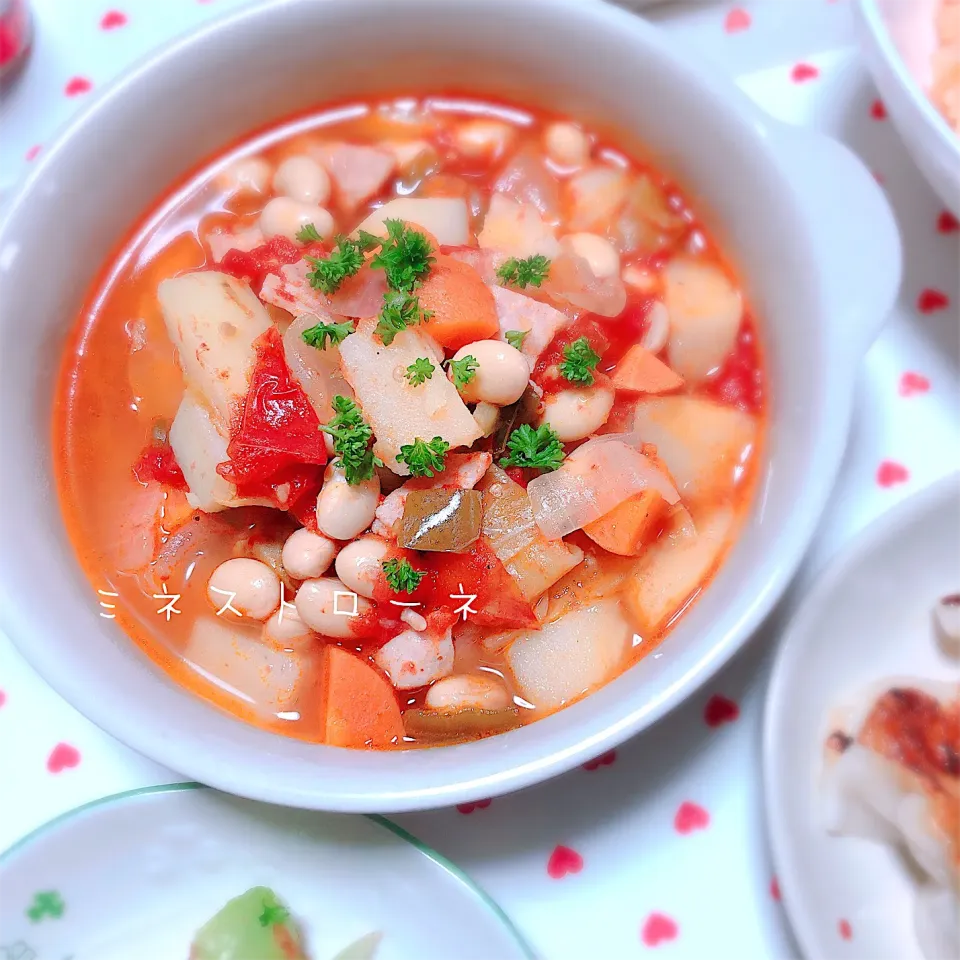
[764,121,903,367]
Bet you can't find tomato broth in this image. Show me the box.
[54,95,765,749]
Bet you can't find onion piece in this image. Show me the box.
[261,260,387,320]
[542,242,627,318]
[282,312,354,424]
[527,436,679,540]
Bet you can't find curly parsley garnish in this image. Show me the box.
[559,336,602,386]
[321,396,383,485]
[295,222,323,244]
[396,436,450,478]
[301,318,355,350]
[448,355,479,391]
[375,291,432,346]
[504,329,529,351]
[370,219,436,292]
[258,901,290,928]
[405,357,436,386]
[499,424,565,472]
[382,557,426,594]
[496,254,551,290]
[306,232,380,294]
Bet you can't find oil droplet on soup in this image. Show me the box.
[54,95,765,749]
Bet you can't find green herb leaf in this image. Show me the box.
[321,396,383,485]
[306,236,366,294]
[396,436,450,478]
[382,556,427,594]
[258,901,290,928]
[370,219,435,292]
[504,329,529,351]
[405,357,436,386]
[496,254,551,290]
[559,336,602,386]
[448,355,479,391]
[375,291,432,346]
[499,423,565,472]
[295,222,323,244]
[301,318,355,350]
[356,230,383,252]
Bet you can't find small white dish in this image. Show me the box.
[856,0,960,214]
[0,782,533,960]
[764,475,960,959]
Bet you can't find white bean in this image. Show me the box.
[295,576,372,638]
[217,156,272,195]
[566,232,620,279]
[335,535,390,599]
[544,122,590,169]
[273,155,331,205]
[451,340,529,406]
[425,674,511,712]
[207,558,281,621]
[262,606,315,644]
[315,462,380,540]
[260,197,334,243]
[375,627,455,690]
[540,386,615,442]
[454,120,515,159]
[622,264,659,294]
[281,528,338,580]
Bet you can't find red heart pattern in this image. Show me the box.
[937,210,960,233]
[876,460,909,488]
[25,144,41,161]
[0,690,6,708]
[547,844,584,879]
[917,288,950,313]
[64,76,93,97]
[100,10,128,30]
[704,694,739,727]
[456,798,491,815]
[673,801,710,834]
[870,99,887,120]
[724,8,751,33]
[898,371,931,397]
[641,912,679,947]
[791,62,819,83]
[582,749,617,771]
[46,742,81,773]
[770,877,781,901]
[838,919,853,940]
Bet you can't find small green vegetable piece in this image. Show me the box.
[305,232,379,294]
[559,336,602,386]
[382,556,426,593]
[321,396,383,485]
[190,886,307,960]
[396,436,450,478]
[499,423,565,472]
[295,222,322,244]
[504,329,529,351]
[376,291,432,346]
[301,318,355,350]
[370,218,436,292]
[405,357,436,386]
[496,254,551,290]
[448,355,479,391]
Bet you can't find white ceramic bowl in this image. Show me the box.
[856,0,960,214]
[0,0,901,812]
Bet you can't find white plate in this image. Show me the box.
[0,782,534,960]
[763,475,960,960]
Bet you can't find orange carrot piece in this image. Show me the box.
[322,647,404,749]
[417,255,500,350]
[612,345,684,394]
[582,488,669,556]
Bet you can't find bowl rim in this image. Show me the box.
[0,0,864,811]
[856,0,960,162]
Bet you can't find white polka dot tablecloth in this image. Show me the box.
[1,1,957,957]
